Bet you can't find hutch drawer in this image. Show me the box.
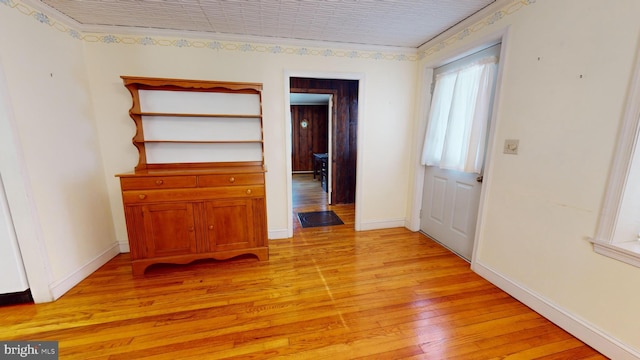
[122,185,265,204]
[120,176,197,190]
[198,173,264,187]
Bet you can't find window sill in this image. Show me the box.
[592,240,640,268]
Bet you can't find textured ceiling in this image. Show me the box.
[38,0,495,48]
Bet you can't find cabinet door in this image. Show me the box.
[141,202,197,258]
[202,199,256,252]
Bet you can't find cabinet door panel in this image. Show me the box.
[251,198,267,247]
[204,199,255,252]
[142,203,197,257]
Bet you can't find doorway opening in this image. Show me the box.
[290,92,334,206]
[285,74,362,237]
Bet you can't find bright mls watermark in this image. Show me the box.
[1,341,58,359]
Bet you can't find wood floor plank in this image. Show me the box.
[0,173,606,359]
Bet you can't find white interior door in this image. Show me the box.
[419,43,500,261]
[420,168,481,260]
[0,174,29,293]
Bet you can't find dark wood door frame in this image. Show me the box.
[290,79,358,206]
[285,73,362,237]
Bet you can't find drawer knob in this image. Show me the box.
[138,194,147,200]
[246,189,252,195]
[208,225,214,230]
[155,180,164,185]
[188,227,194,232]
[229,177,235,183]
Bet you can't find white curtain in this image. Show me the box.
[421,57,498,174]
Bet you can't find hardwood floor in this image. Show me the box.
[0,174,605,359]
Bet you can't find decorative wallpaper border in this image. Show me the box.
[419,0,536,59]
[83,33,417,61]
[3,0,535,62]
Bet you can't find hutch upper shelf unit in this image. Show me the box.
[116,76,268,275]
[121,76,265,170]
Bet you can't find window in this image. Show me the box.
[421,47,499,174]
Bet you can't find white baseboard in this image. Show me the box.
[472,261,640,360]
[118,240,130,253]
[404,218,420,232]
[268,228,289,240]
[358,218,405,231]
[49,242,120,300]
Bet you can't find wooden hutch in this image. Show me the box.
[116,76,268,275]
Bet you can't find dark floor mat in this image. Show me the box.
[297,211,344,228]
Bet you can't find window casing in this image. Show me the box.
[591,46,640,267]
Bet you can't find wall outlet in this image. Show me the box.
[504,139,519,155]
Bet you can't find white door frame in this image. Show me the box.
[327,95,333,205]
[284,71,366,237]
[409,27,510,265]
[0,60,54,302]
[289,92,335,203]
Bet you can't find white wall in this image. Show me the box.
[414,0,640,357]
[82,37,418,247]
[0,4,118,301]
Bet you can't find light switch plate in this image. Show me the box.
[504,139,519,155]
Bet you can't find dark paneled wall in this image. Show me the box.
[290,77,358,204]
[291,105,328,172]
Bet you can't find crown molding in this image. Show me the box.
[418,0,536,58]
[20,0,82,26]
